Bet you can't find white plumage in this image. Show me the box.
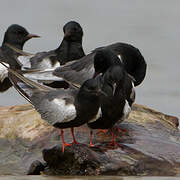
[52,99,77,124]
[88,107,102,123]
[123,100,131,120]
[0,62,9,82]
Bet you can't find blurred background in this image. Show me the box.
[0,0,179,118]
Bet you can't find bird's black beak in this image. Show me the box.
[26,33,40,39]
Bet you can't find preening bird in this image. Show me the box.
[53,42,146,87]
[88,65,135,146]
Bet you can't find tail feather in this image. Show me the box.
[8,72,32,103]
[0,78,12,92]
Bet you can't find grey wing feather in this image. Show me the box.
[7,67,53,103]
[30,50,58,69]
[5,62,78,125]
[23,69,64,83]
[53,53,95,87]
[31,88,78,125]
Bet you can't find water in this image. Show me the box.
[0,1,180,178]
[0,0,179,119]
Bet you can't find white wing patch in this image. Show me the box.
[117,54,122,63]
[123,100,131,119]
[24,69,63,83]
[53,61,61,69]
[45,98,77,125]
[18,56,32,69]
[88,107,102,123]
[32,58,60,70]
[0,63,9,82]
[132,82,135,88]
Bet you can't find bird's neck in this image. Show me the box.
[55,38,84,64]
[56,38,83,52]
[2,41,24,50]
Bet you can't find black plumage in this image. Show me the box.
[13,21,85,89]
[1,24,39,69]
[28,21,85,70]
[54,21,85,65]
[0,24,39,92]
[93,42,147,86]
[5,63,104,152]
[53,49,121,87]
[53,42,147,87]
[88,65,135,146]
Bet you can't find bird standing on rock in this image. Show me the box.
[54,48,135,146]
[88,65,135,147]
[2,61,105,152]
[54,49,134,107]
[0,24,40,92]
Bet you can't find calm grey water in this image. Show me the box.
[0,0,180,119]
[0,0,180,179]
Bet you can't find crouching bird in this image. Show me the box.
[1,62,105,152]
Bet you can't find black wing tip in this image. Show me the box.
[8,72,32,102]
[0,78,12,92]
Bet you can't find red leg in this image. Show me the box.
[71,127,79,144]
[109,129,123,148]
[89,130,95,147]
[113,125,127,134]
[109,129,115,146]
[60,129,72,152]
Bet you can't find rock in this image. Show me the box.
[27,160,46,175]
[0,103,179,176]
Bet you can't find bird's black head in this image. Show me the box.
[103,65,125,85]
[93,49,121,77]
[63,21,83,43]
[2,24,40,49]
[80,77,106,96]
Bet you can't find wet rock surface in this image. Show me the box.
[0,104,180,176]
